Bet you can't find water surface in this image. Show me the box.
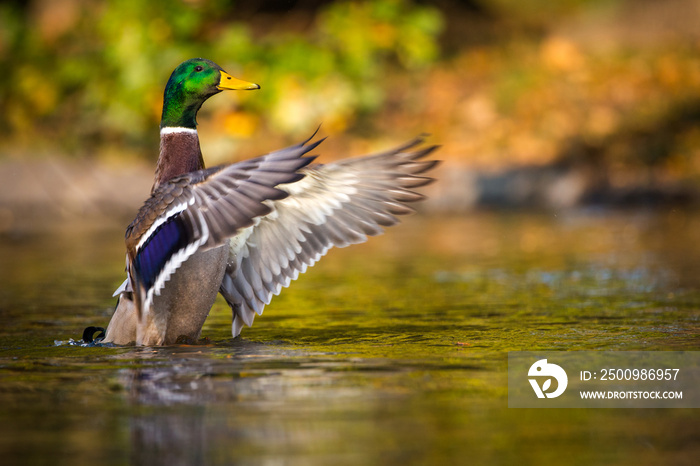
[0,211,698,465]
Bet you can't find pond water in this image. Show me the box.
[0,211,698,465]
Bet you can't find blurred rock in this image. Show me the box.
[0,157,152,233]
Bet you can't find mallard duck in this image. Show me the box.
[96,58,438,346]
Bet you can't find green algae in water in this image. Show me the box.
[0,212,699,465]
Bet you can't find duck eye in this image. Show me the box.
[194,65,204,72]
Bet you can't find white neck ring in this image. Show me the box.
[160,127,198,136]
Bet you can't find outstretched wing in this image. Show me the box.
[219,136,439,336]
[124,139,321,316]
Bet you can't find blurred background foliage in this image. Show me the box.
[1,0,700,191]
[0,0,443,159]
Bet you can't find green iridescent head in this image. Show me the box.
[160,58,260,129]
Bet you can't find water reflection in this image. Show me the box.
[1,212,699,464]
[118,343,443,465]
[117,344,355,405]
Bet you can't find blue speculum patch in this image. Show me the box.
[133,216,189,292]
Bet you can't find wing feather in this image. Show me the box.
[220,137,439,336]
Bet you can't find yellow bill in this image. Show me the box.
[217,70,260,91]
